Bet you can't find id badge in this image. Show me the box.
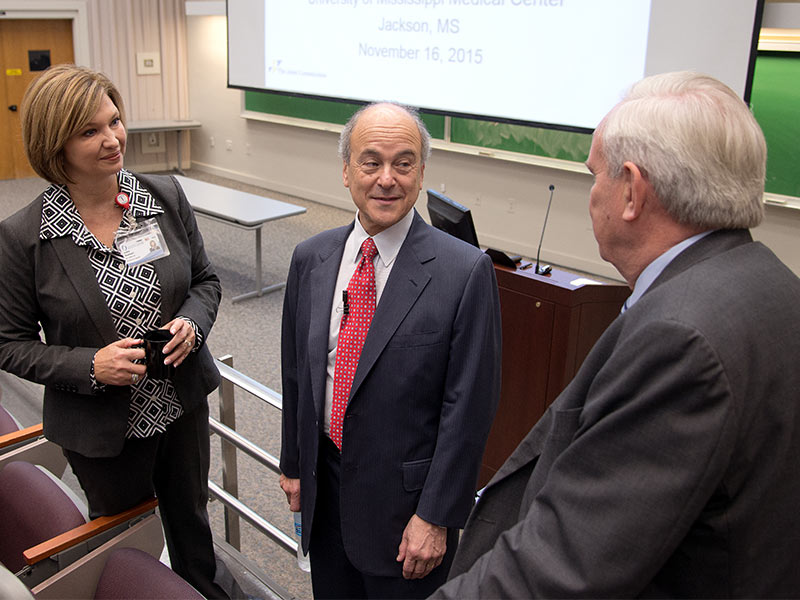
[115,217,170,266]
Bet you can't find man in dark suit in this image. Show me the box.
[280,102,501,599]
[431,71,800,598]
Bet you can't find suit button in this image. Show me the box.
[312,469,316,478]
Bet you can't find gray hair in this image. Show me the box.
[338,102,432,165]
[598,71,765,229]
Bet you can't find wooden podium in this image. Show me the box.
[478,265,630,487]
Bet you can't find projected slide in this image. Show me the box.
[228,0,762,131]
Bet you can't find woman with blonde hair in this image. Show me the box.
[0,64,230,599]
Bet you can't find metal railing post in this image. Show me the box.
[217,354,241,550]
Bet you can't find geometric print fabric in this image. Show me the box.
[87,246,183,438]
[39,171,182,438]
[330,237,378,450]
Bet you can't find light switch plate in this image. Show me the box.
[136,52,161,75]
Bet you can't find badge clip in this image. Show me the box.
[115,192,130,210]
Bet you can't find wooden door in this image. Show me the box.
[0,19,74,180]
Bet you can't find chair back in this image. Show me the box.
[0,404,20,436]
[93,547,203,599]
[0,461,86,573]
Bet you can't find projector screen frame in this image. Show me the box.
[227,0,765,134]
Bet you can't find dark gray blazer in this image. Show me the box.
[280,210,502,577]
[0,173,221,458]
[432,229,800,598]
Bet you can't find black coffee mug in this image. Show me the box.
[143,329,175,380]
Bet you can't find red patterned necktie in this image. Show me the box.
[330,237,378,450]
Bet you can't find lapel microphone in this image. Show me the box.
[534,185,555,276]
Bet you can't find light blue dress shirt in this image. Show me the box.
[622,231,713,312]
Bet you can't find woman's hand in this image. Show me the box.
[93,338,146,386]
[161,318,196,368]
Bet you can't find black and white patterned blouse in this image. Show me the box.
[39,169,192,438]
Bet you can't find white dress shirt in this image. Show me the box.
[322,208,415,435]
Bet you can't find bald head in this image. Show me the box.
[339,102,428,236]
[339,102,431,166]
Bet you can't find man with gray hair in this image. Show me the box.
[280,102,501,598]
[430,71,800,598]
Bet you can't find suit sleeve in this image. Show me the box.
[0,214,97,395]
[168,177,221,340]
[431,319,738,598]
[416,251,502,528]
[279,246,301,478]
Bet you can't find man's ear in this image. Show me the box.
[342,161,350,188]
[621,161,649,222]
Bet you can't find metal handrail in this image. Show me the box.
[215,359,283,411]
[208,418,280,473]
[208,481,295,554]
[209,355,298,557]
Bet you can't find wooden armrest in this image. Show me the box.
[0,423,44,449]
[23,497,159,565]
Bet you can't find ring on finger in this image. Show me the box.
[131,372,139,384]
[183,340,191,348]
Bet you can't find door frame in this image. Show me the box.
[0,1,89,65]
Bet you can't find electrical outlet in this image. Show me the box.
[141,131,164,154]
[475,194,482,206]
[225,139,233,151]
[508,198,516,213]
[245,143,252,155]
[440,183,446,193]
[209,136,215,148]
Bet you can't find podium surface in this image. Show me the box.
[479,265,629,487]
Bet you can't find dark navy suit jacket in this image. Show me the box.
[280,210,502,577]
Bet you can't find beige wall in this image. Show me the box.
[185,12,800,281]
[0,0,190,172]
[10,2,797,280]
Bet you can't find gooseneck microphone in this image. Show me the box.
[534,184,555,276]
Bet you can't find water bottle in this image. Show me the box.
[293,511,311,572]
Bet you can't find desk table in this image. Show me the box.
[175,176,307,302]
[128,120,202,174]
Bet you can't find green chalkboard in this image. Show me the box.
[750,52,800,198]
[449,118,591,162]
[243,90,586,160]
[245,54,800,197]
[244,91,446,139]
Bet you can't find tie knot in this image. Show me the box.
[360,237,377,262]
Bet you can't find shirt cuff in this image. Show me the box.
[90,351,106,394]
[177,316,203,351]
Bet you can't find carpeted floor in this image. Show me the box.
[0,169,354,599]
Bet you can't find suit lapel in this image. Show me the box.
[50,237,118,343]
[308,226,352,415]
[349,212,433,401]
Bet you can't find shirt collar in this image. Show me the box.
[624,230,713,311]
[348,208,415,267]
[40,169,164,246]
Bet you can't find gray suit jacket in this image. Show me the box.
[433,229,800,598]
[0,173,221,458]
[280,210,502,576]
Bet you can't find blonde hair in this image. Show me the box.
[598,71,765,229]
[21,64,126,185]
